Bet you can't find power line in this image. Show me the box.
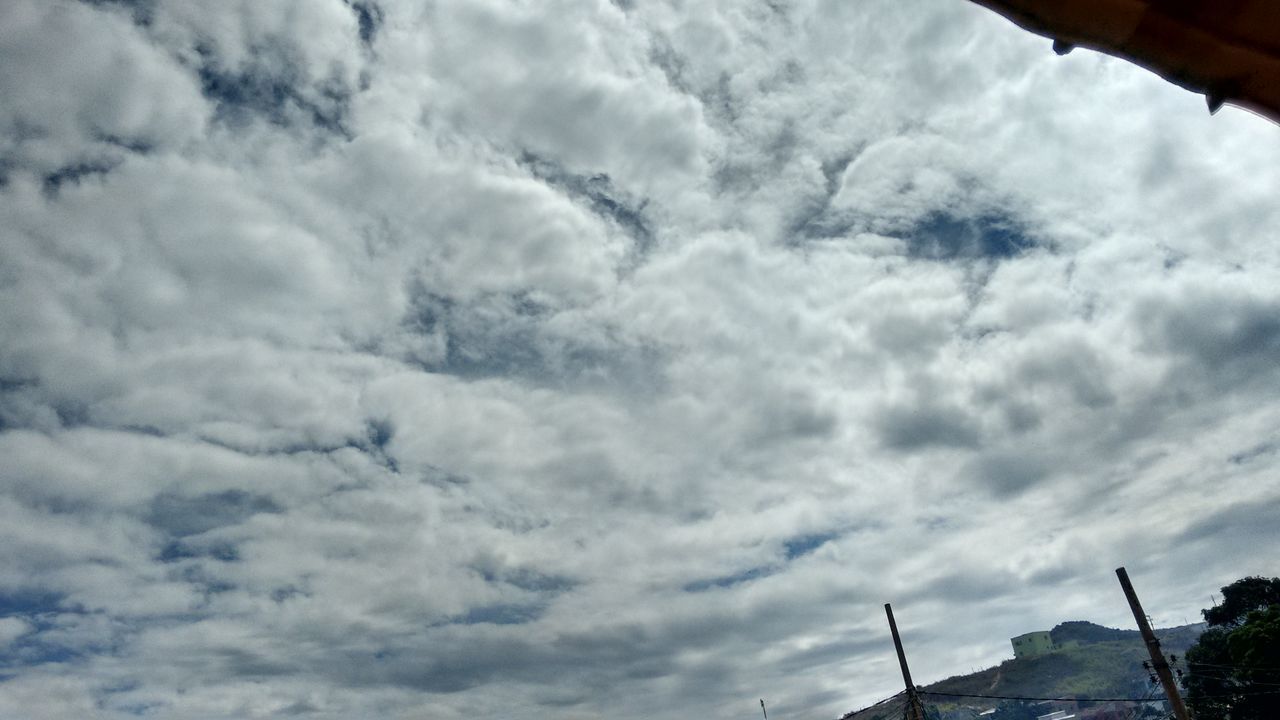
[1121,679,1167,720]
[922,688,1280,702]
[857,691,908,709]
[1181,669,1280,687]
[1187,660,1280,673]
[920,691,1161,703]
[1186,688,1280,697]
[838,691,908,720]
[839,691,911,712]
[1121,687,1160,720]
[880,697,909,720]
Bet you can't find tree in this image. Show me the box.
[1202,577,1280,628]
[1183,576,1280,720]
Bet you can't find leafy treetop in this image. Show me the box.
[1202,576,1280,628]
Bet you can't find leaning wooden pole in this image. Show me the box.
[884,603,926,720]
[1115,567,1191,720]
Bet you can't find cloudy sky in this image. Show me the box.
[2,0,1279,718]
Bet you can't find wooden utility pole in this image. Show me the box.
[884,603,926,720]
[1115,567,1191,720]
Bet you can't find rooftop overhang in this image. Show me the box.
[965,0,1280,124]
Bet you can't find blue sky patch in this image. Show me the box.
[0,590,66,618]
[904,211,1037,261]
[458,603,545,626]
[683,565,776,593]
[783,532,838,560]
[147,490,280,539]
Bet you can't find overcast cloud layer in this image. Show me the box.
[2,1,1279,718]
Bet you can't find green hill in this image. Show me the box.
[842,621,1205,719]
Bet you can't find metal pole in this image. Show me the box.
[760,698,767,720]
[885,603,925,720]
[1115,567,1191,720]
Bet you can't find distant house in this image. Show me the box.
[1011,630,1055,658]
[1074,703,1131,720]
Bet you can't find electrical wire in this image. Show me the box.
[1180,669,1280,687]
[849,691,911,712]
[845,659,1280,717]
[1185,687,1280,697]
[839,691,908,720]
[1186,660,1280,673]
[1120,681,1163,720]
[922,687,1280,702]
[919,690,1162,703]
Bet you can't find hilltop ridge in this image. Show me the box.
[842,621,1205,719]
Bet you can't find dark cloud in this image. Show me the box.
[41,160,118,197]
[648,38,692,95]
[173,562,238,597]
[402,291,546,379]
[146,491,281,539]
[520,152,655,260]
[198,65,351,137]
[194,40,354,137]
[456,603,546,626]
[773,634,886,676]
[0,378,38,431]
[472,564,575,594]
[915,570,1019,602]
[401,287,665,391]
[966,449,1053,497]
[747,389,839,444]
[158,539,241,564]
[345,1,383,46]
[1151,292,1280,387]
[877,402,982,450]
[1229,440,1277,465]
[93,132,155,154]
[79,0,155,27]
[784,151,861,242]
[699,73,743,127]
[1179,497,1280,546]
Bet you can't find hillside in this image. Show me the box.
[842,621,1205,719]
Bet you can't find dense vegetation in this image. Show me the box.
[1183,576,1280,720]
[1049,620,1138,645]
